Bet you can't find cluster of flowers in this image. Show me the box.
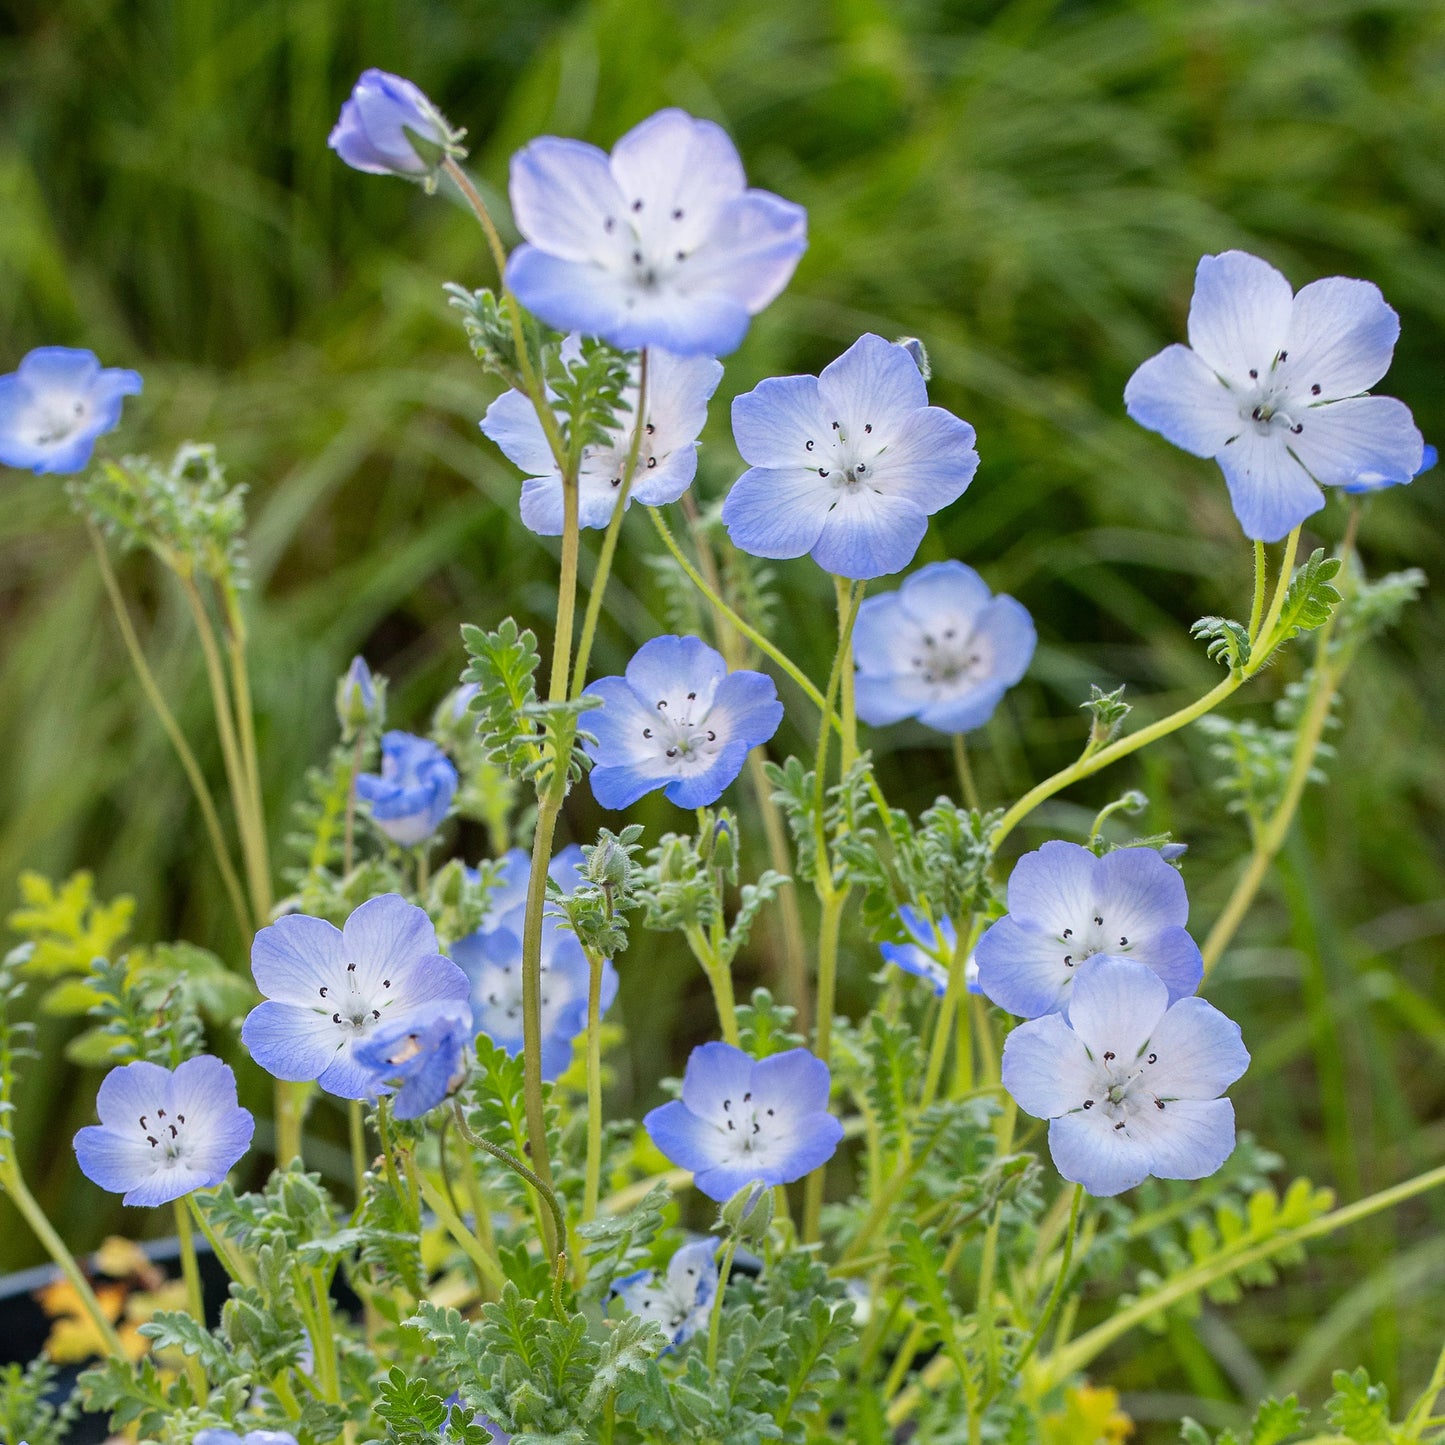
[3,65,1430,1358]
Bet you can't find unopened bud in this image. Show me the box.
[587,832,632,891]
[719,1180,774,1243]
[897,336,931,380]
[336,655,383,739]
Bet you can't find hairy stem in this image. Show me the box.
[583,952,607,1224]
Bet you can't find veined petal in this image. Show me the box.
[623,634,728,711]
[1217,427,1325,542]
[1002,1013,1097,1118]
[581,675,657,767]
[93,1060,174,1127]
[855,668,935,726]
[242,1001,341,1082]
[731,375,827,469]
[680,1041,755,1118]
[1283,276,1399,401]
[1289,395,1423,490]
[342,894,440,995]
[509,136,629,265]
[680,190,808,312]
[609,109,746,243]
[251,914,347,1004]
[817,334,928,433]
[661,740,753,807]
[975,915,1074,1018]
[1187,251,1293,383]
[721,465,833,559]
[810,488,928,580]
[897,561,993,637]
[1048,1111,1153,1196]
[73,1126,156,1197]
[704,670,783,751]
[1007,841,1100,933]
[916,680,1010,735]
[752,1048,831,1115]
[645,1099,727,1175]
[1065,957,1171,1063]
[1125,1096,1237,1180]
[1124,344,1242,457]
[864,407,978,512]
[482,388,558,477]
[1096,847,1189,933]
[1143,997,1249,1099]
[504,249,638,346]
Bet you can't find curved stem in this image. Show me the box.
[582,952,606,1224]
[1010,1183,1084,1381]
[572,350,649,696]
[952,733,980,812]
[705,1236,737,1376]
[403,1148,506,1292]
[87,523,250,941]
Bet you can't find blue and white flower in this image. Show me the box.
[506,108,807,357]
[880,907,979,996]
[482,343,723,535]
[854,561,1035,732]
[467,844,587,935]
[1002,956,1249,1196]
[354,1000,472,1119]
[723,334,979,579]
[614,1236,720,1345]
[195,1431,298,1445]
[328,69,458,179]
[451,911,617,1081]
[0,347,142,475]
[242,895,471,1100]
[1125,250,1423,541]
[644,1042,843,1201]
[1344,441,1437,495]
[581,635,783,810]
[73,1056,254,1208]
[356,731,458,846]
[976,841,1203,1019]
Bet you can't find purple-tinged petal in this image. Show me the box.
[1187,251,1294,383]
[1124,344,1242,457]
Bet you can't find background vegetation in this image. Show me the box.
[2,0,1444,1436]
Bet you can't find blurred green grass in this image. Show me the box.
[3,0,1445,1432]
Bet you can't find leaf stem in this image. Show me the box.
[952,732,980,811]
[582,952,607,1224]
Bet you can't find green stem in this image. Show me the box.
[952,733,980,812]
[991,528,1301,853]
[86,522,251,941]
[187,1194,254,1286]
[1010,1183,1084,1381]
[583,952,606,1224]
[460,1156,499,1302]
[572,349,649,696]
[1,1162,126,1358]
[342,733,363,876]
[403,1149,506,1292]
[976,1097,1017,1396]
[685,923,740,1047]
[1405,1329,1445,1437]
[173,1198,210,1400]
[1248,539,1268,640]
[921,915,983,1108]
[802,888,847,1244]
[348,1100,368,1208]
[220,582,270,910]
[705,1237,737,1376]
[835,576,860,772]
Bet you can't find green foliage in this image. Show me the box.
[4,871,134,979]
[1082,683,1132,747]
[1192,615,1253,673]
[445,284,548,388]
[548,337,633,467]
[460,619,544,781]
[736,987,805,1058]
[1324,1368,1395,1442]
[0,1358,78,1445]
[1179,1395,1308,1445]
[1273,550,1344,646]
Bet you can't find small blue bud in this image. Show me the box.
[328,69,462,181]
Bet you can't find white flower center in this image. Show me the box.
[802,418,886,497]
[1056,909,1134,974]
[317,960,393,1034]
[634,1271,704,1333]
[908,626,992,691]
[479,959,563,1031]
[1076,1045,1165,1132]
[602,199,697,303]
[640,691,725,772]
[27,392,88,448]
[709,1087,786,1163]
[583,421,661,492]
[132,1103,197,1168]
[1229,349,1325,442]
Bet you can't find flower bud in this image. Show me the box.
[709,810,737,878]
[718,1180,774,1243]
[586,832,632,892]
[336,655,382,739]
[328,69,464,182]
[897,336,931,380]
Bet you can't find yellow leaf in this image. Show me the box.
[1040,1384,1134,1445]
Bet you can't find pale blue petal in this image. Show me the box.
[975,916,1073,1018]
[1007,841,1100,934]
[1283,275,1399,401]
[897,561,993,637]
[74,1125,152,1195]
[1187,251,1293,382]
[1290,395,1423,490]
[581,674,655,766]
[17,346,101,389]
[681,1041,755,1118]
[1129,925,1204,1004]
[1001,1013,1096,1118]
[93,1060,174,1126]
[731,374,826,469]
[482,387,558,477]
[856,670,935,727]
[645,1099,726,1174]
[916,680,1010,735]
[1096,847,1190,932]
[1217,427,1325,542]
[1123,344,1242,458]
[242,1001,340,1082]
[705,670,783,750]
[971,595,1037,686]
[342,894,441,995]
[509,136,627,264]
[608,109,745,227]
[751,1048,831,1115]
[810,489,928,580]
[1144,996,1250,1098]
[591,761,668,810]
[624,634,727,709]
[853,593,909,678]
[661,741,752,807]
[721,465,832,559]
[1065,957,1171,1063]
[1048,1111,1154,1196]
[864,407,978,512]
[679,190,808,314]
[1127,1097,1237,1181]
[816,334,928,433]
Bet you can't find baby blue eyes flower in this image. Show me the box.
[1124,250,1424,542]
[1344,441,1437,495]
[354,1000,471,1119]
[73,1056,254,1208]
[854,561,1035,733]
[581,635,783,810]
[242,894,471,1100]
[451,910,617,1082]
[506,108,807,357]
[976,841,1203,1020]
[1002,956,1249,1197]
[644,1042,844,1201]
[328,69,459,180]
[356,731,458,846]
[194,1432,298,1445]
[613,1236,719,1345]
[881,907,979,997]
[0,347,142,475]
[722,334,979,579]
[482,343,723,535]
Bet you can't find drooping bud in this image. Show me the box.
[718,1179,775,1244]
[336,655,384,739]
[328,69,466,184]
[897,336,931,380]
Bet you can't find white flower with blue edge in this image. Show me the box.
[854,560,1035,732]
[1125,250,1423,541]
[976,841,1203,1019]
[506,108,807,357]
[644,1042,843,1201]
[1002,956,1248,1196]
[723,334,979,579]
[482,343,723,535]
[881,907,979,996]
[0,348,142,475]
[1344,441,1436,495]
[356,731,458,846]
[613,1236,719,1346]
[328,69,459,180]
[581,635,783,810]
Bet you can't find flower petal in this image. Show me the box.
[1002,1013,1097,1118]
[1124,344,1243,457]
[704,670,783,751]
[863,407,979,513]
[242,1001,341,1082]
[975,915,1074,1018]
[916,680,1011,735]
[645,1098,727,1175]
[623,634,728,712]
[731,375,827,469]
[73,1125,152,1195]
[609,109,746,239]
[1096,847,1189,932]
[751,1048,831,1115]
[250,914,347,1003]
[1123,1096,1237,1181]
[1048,1111,1154,1196]
[680,1040,755,1118]
[810,488,929,579]
[1288,395,1423,490]
[1065,957,1171,1062]
[897,561,993,637]
[93,1060,174,1128]
[680,190,808,313]
[1006,841,1100,934]
[661,742,753,807]
[721,465,833,560]
[1187,251,1294,383]
[482,388,558,478]
[509,136,629,265]
[816,334,928,434]
[342,894,441,996]
[1216,427,1325,542]
[1143,996,1250,1099]
[1283,276,1399,401]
